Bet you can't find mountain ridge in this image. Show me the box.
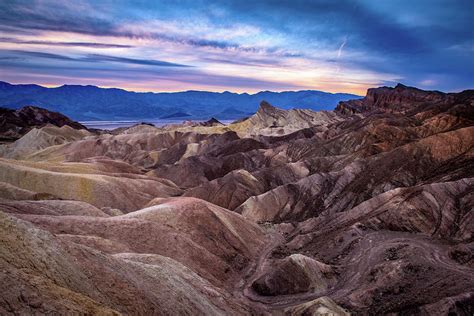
[336,83,474,114]
[0,81,361,121]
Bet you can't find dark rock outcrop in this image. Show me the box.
[335,83,472,115]
[0,106,87,142]
[199,117,224,127]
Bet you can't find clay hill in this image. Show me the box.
[0,84,473,315]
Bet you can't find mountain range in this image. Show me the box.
[0,81,360,121]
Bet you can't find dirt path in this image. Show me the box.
[234,226,334,312]
[232,229,285,313]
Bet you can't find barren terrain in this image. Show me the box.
[0,84,473,315]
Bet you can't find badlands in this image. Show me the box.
[0,84,473,315]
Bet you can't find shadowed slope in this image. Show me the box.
[12,197,266,288]
[0,211,253,314]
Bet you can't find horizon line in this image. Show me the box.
[0,80,367,96]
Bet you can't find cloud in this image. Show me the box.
[200,56,285,67]
[0,0,472,93]
[0,1,256,52]
[0,1,114,34]
[0,37,133,48]
[0,58,300,91]
[0,50,190,68]
[337,38,347,59]
[83,54,191,67]
[0,1,298,56]
[5,50,76,61]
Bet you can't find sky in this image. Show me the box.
[0,0,472,95]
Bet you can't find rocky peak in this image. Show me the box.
[257,100,280,115]
[394,83,408,90]
[200,117,223,127]
[336,83,449,114]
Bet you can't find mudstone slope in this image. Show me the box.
[0,84,473,315]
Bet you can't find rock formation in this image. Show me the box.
[0,106,87,142]
[229,100,342,136]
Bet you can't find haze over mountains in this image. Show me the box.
[0,83,473,314]
[0,81,360,121]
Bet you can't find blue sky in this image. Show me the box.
[0,0,472,94]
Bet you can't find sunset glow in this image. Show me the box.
[1,1,472,94]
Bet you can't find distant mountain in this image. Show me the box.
[0,81,361,121]
[160,112,192,119]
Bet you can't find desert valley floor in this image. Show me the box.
[0,84,473,315]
